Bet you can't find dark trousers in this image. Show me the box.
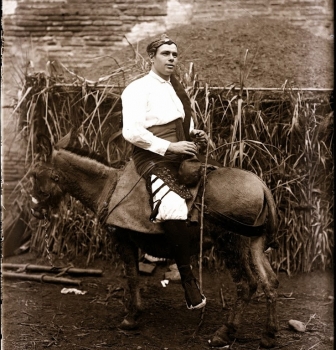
[162,220,195,282]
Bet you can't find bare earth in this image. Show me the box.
[2,252,334,350]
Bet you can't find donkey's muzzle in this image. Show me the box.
[31,207,47,220]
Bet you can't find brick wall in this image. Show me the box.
[1,103,26,206]
[3,0,333,71]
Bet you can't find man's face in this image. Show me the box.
[152,43,178,80]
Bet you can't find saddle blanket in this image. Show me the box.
[105,160,199,234]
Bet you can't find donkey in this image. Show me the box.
[29,134,279,348]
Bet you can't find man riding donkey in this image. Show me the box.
[121,34,209,310]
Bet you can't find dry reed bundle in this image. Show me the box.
[14,60,137,262]
[11,54,333,273]
[182,64,333,274]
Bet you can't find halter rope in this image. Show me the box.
[42,214,55,267]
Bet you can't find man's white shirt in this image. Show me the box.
[121,70,193,156]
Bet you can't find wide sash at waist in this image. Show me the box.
[147,120,178,143]
[133,119,185,176]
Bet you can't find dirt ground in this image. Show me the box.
[2,252,334,350]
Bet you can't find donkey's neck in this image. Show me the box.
[53,149,120,214]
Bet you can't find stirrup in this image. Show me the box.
[183,279,207,310]
[186,294,207,310]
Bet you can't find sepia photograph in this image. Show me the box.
[1,0,334,349]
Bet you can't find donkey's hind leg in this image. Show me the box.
[112,228,142,329]
[210,238,258,347]
[250,236,279,348]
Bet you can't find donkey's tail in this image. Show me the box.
[262,183,279,250]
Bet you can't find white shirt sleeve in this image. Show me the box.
[121,82,171,156]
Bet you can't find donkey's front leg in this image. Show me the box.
[121,251,143,329]
[113,229,142,329]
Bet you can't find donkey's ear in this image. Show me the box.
[36,134,53,160]
[55,131,72,149]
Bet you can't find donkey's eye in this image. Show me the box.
[53,175,59,182]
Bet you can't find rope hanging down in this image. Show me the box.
[193,88,212,337]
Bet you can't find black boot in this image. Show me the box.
[162,220,206,309]
[178,264,206,309]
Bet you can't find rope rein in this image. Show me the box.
[42,214,55,267]
[199,136,210,294]
[42,214,74,275]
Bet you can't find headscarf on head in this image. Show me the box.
[146,34,177,58]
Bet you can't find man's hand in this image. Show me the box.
[190,129,208,143]
[167,141,198,155]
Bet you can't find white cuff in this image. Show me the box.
[146,137,171,156]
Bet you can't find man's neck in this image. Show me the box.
[151,68,170,81]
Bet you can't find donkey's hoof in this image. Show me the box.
[260,333,276,348]
[119,316,138,330]
[208,325,232,347]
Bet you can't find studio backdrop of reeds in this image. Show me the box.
[11,56,333,273]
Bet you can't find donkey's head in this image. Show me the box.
[30,163,65,219]
[29,133,70,219]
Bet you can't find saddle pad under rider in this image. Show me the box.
[105,160,199,234]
